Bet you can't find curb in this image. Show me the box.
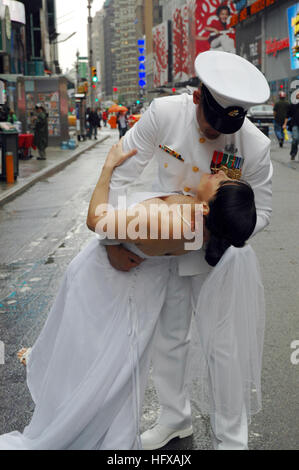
[0,135,111,207]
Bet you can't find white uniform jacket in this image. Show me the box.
[106,94,273,276]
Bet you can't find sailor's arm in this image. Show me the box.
[245,140,273,236]
[107,100,160,207]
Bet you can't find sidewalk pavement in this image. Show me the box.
[0,131,112,207]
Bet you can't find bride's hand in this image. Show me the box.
[104,138,137,169]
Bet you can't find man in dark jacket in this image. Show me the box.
[88,108,99,140]
[34,104,48,160]
[274,91,290,148]
[284,91,299,160]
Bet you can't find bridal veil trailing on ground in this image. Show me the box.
[189,244,265,426]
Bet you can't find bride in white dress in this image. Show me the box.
[0,141,265,450]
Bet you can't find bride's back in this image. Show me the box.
[129,194,199,257]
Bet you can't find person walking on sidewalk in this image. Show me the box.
[33,103,48,160]
[88,108,100,140]
[274,91,290,148]
[97,108,102,129]
[284,91,299,160]
[117,111,128,139]
[102,110,108,127]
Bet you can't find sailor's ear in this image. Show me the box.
[193,88,201,105]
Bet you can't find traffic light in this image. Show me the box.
[136,100,140,105]
[91,66,98,82]
[172,88,176,93]
[113,87,118,92]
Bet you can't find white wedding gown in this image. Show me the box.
[0,192,265,450]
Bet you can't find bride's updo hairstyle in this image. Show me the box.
[204,180,257,267]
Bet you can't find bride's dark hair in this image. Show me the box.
[204,180,257,267]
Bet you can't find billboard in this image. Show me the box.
[195,0,236,56]
[172,4,191,82]
[153,22,169,87]
[171,1,237,83]
[153,1,237,87]
[287,3,299,70]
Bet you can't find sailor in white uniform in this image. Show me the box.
[103,51,272,450]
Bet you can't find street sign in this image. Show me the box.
[78,62,87,80]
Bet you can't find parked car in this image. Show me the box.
[247,104,274,136]
[246,104,274,136]
[247,104,274,123]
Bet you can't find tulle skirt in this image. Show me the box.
[189,244,265,424]
[0,238,172,450]
[0,240,265,449]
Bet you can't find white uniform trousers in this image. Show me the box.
[151,259,193,429]
[191,274,248,450]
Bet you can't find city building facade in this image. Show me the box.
[92,9,105,103]
[112,0,139,105]
[0,0,26,74]
[234,0,299,101]
[102,0,116,101]
[20,0,59,76]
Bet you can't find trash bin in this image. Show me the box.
[0,130,19,181]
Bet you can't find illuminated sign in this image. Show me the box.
[138,38,146,88]
[265,37,289,57]
[287,3,299,70]
[230,0,277,26]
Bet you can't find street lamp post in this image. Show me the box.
[87,0,93,108]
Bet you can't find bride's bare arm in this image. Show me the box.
[86,141,137,232]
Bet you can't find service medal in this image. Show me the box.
[210,151,244,180]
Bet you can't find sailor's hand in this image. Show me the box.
[105,245,144,272]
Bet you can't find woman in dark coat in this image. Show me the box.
[34,104,48,160]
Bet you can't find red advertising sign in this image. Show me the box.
[172,4,190,81]
[265,37,289,56]
[152,1,237,87]
[153,22,169,87]
[194,0,236,56]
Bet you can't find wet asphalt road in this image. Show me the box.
[0,129,298,450]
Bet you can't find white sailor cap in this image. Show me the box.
[194,51,270,134]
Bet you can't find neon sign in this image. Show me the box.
[138,38,146,88]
